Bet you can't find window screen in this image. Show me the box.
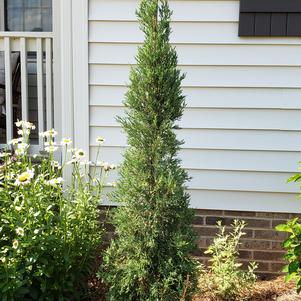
[5,0,52,32]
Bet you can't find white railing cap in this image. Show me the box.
[0,32,54,39]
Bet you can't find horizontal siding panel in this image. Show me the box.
[89,21,301,44]
[90,65,301,88]
[188,169,297,193]
[89,43,301,66]
[188,190,300,212]
[91,167,297,193]
[90,86,301,109]
[178,129,301,151]
[90,127,301,151]
[89,0,239,22]
[90,146,301,173]
[101,188,300,213]
[90,106,301,130]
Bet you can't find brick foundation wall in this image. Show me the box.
[192,209,301,278]
[101,207,299,278]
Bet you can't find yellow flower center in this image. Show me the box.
[19,172,30,182]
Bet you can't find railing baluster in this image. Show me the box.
[20,37,28,121]
[36,38,44,147]
[45,38,53,129]
[4,37,13,143]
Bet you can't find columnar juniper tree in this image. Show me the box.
[101,0,197,300]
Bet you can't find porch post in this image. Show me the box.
[57,0,89,181]
[59,0,74,141]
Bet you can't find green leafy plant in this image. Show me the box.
[276,218,301,292]
[99,0,198,300]
[0,121,113,301]
[198,220,258,301]
[275,170,301,293]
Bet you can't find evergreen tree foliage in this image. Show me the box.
[100,0,198,300]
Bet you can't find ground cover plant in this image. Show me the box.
[197,220,258,301]
[99,0,198,300]
[276,167,301,294]
[0,121,112,301]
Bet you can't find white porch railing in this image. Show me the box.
[0,32,54,149]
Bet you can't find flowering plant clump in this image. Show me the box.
[0,121,113,300]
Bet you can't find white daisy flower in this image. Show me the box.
[103,163,117,172]
[0,152,10,158]
[96,136,105,144]
[39,129,58,138]
[15,168,34,186]
[15,227,24,237]
[67,159,77,165]
[12,240,19,249]
[8,138,22,145]
[45,145,58,153]
[61,138,72,146]
[46,177,64,186]
[75,149,86,159]
[15,206,22,211]
[80,160,92,166]
[15,120,23,128]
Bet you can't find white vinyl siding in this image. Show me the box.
[88,0,301,212]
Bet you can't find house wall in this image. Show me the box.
[0,0,4,32]
[88,0,301,213]
[102,206,298,277]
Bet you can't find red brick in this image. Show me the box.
[239,250,253,259]
[271,241,284,250]
[206,216,270,229]
[193,226,218,237]
[254,229,287,241]
[226,210,256,217]
[257,272,280,280]
[256,212,290,219]
[195,209,223,216]
[289,213,301,219]
[272,219,290,228]
[253,251,285,261]
[193,216,204,225]
[270,262,285,272]
[238,260,269,271]
[240,239,271,250]
[197,237,213,248]
[256,261,270,271]
[191,248,205,257]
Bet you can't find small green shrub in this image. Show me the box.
[276,218,301,292]
[275,170,301,293]
[0,121,112,301]
[198,220,258,301]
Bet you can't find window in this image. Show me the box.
[239,0,301,36]
[4,0,52,32]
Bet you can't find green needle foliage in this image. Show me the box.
[100,0,197,300]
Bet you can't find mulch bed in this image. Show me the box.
[85,275,300,301]
[193,276,300,301]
